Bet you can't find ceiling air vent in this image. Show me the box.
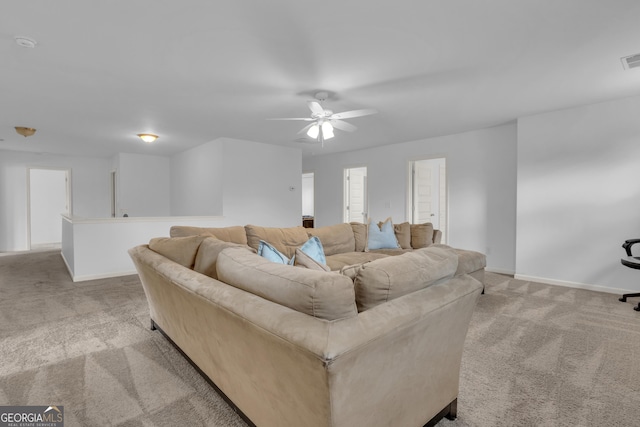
[621,53,640,70]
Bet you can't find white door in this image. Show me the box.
[410,158,446,241]
[413,161,436,226]
[28,168,70,248]
[301,172,314,217]
[344,167,368,223]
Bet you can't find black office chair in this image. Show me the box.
[619,238,640,311]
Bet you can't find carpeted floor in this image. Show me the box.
[1,251,639,426]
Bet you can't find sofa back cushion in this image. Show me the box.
[354,246,458,312]
[306,223,355,256]
[149,236,207,269]
[170,225,248,245]
[410,223,435,249]
[217,247,357,321]
[244,225,309,259]
[193,237,253,279]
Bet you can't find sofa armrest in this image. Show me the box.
[433,229,442,244]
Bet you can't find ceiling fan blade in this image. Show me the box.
[330,119,357,132]
[330,108,378,120]
[266,117,314,121]
[297,122,316,135]
[307,101,325,115]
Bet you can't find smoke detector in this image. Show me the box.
[621,53,640,70]
[14,36,37,48]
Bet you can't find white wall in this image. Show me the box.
[516,95,640,292]
[115,153,171,217]
[170,140,224,216]
[303,123,518,273]
[222,138,302,227]
[0,150,111,251]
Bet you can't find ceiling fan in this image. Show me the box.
[268,92,377,145]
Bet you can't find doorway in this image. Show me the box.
[344,166,368,223]
[408,158,447,242]
[28,168,71,249]
[302,172,314,227]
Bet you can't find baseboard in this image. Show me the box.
[61,252,74,279]
[513,274,631,295]
[485,267,515,276]
[70,270,138,282]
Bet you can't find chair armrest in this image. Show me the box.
[622,239,640,256]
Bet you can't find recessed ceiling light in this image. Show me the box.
[14,36,37,48]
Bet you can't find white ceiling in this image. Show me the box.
[2,0,640,158]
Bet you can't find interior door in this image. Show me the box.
[411,158,446,241]
[344,167,368,223]
[412,161,438,228]
[28,168,70,248]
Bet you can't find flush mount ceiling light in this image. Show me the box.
[14,36,37,48]
[137,133,158,143]
[15,127,36,137]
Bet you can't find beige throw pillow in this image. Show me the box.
[148,235,207,269]
[393,222,412,249]
[294,248,331,271]
[350,222,368,252]
[410,223,434,249]
[193,237,254,279]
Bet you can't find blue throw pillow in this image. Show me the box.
[258,237,327,266]
[258,240,292,264]
[298,236,327,265]
[367,218,400,250]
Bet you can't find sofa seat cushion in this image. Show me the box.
[354,246,458,312]
[245,225,309,259]
[170,225,248,245]
[433,244,487,276]
[194,237,254,279]
[216,246,357,321]
[368,248,414,256]
[149,236,207,269]
[325,252,389,271]
[306,223,355,256]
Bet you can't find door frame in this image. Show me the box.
[26,167,72,250]
[405,156,448,242]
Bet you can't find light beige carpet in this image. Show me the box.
[1,251,639,426]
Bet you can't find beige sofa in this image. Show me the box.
[129,223,484,427]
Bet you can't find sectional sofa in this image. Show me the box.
[128,222,485,427]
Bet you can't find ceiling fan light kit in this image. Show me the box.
[269,91,377,146]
